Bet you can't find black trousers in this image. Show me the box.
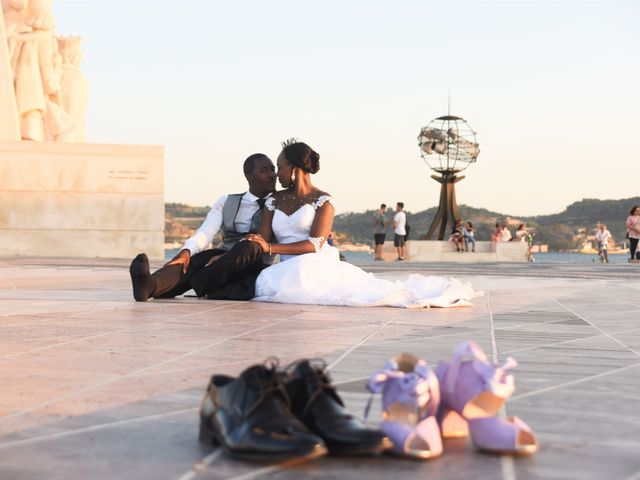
[151,241,266,300]
[630,238,639,260]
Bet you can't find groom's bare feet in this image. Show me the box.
[129,253,155,301]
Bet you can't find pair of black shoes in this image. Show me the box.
[199,360,388,461]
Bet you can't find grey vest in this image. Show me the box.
[221,193,274,264]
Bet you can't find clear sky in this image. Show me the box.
[53,0,640,216]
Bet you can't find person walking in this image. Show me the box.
[372,204,387,261]
[595,223,611,264]
[393,202,407,261]
[626,206,640,262]
[515,223,533,261]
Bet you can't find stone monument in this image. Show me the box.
[0,1,164,258]
[57,35,88,142]
[0,1,19,140]
[418,115,479,240]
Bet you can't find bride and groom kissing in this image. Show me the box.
[130,140,477,308]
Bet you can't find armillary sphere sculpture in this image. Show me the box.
[418,115,480,240]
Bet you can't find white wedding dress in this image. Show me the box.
[253,196,478,308]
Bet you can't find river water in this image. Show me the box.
[165,248,631,264]
[340,251,631,264]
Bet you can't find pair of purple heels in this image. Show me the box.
[366,341,538,459]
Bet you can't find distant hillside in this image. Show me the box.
[165,198,640,252]
[533,197,638,233]
[165,203,208,244]
[333,197,640,251]
[526,197,640,251]
[333,205,504,247]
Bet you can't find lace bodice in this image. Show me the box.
[266,195,333,261]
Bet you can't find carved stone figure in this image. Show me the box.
[2,0,83,141]
[57,35,87,141]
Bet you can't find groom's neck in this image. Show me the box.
[249,187,275,198]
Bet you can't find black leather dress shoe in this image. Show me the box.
[199,364,327,461]
[284,360,389,455]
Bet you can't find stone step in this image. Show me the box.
[380,240,529,262]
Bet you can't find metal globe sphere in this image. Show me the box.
[418,116,479,173]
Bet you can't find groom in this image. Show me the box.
[129,153,277,301]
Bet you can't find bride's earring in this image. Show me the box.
[290,170,296,187]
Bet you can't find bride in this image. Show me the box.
[244,140,477,308]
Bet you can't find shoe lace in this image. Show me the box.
[285,358,343,418]
[242,357,292,418]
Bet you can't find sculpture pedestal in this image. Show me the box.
[0,140,164,259]
[381,240,529,262]
[424,171,463,240]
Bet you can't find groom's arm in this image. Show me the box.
[182,195,228,256]
[166,195,227,273]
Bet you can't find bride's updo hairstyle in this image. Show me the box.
[282,141,320,174]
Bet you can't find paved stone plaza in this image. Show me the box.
[1,257,639,480]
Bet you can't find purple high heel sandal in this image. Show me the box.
[366,354,443,459]
[468,416,537,454]
[435,341,538,454]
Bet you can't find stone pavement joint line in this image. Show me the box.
[510,361,640,402]
[0,408,197,450]
[623,469,640,480]
[486,292,517,480]
[501,325,640,355]
[327,311,404,370]
[0,258,639,479]
[1,320,287,421]
[181,310,405,479]
[554,298,640,356]
[177,451,222,480]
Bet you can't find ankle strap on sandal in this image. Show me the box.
[445,341,517,399]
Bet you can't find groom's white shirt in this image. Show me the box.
[182,191,264,255]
